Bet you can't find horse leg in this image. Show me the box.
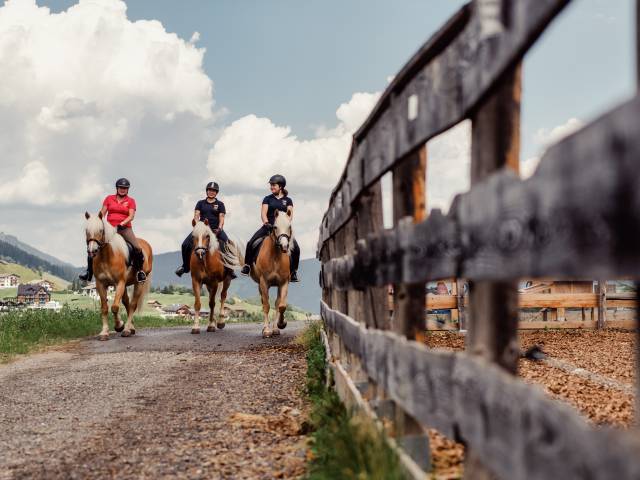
[117,289,130,333]
[259,278,272,338]
[276,282,289,330]
[218,277,230,329]
[192,278,202,334]
[206,282,217,332]
[111,280,131,337]
[126,285,141,336]
[96,281,110,341]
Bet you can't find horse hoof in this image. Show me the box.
[121,330,132,338]
[191,328,200,335]
[277,320,287,330]
[130,329,136,335]
[114,323,125,333]
[262,328,272,338]
[271,329,281,336]
[99,335,109,341]
[216,322,226,330]
[207,325,216,332]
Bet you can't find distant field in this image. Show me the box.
[0,262,70,290]
[44,290,311,320]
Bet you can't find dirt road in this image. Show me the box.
[0,322,309,479]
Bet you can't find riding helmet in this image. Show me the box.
[206,181,219,192]
[115,178,130,188]
[269,174,286,187]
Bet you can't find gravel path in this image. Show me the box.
[0,323,309,479]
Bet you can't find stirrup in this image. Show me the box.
[240,265,250,276]
[136,271,147,283]
[290,271,300,283]
[79,271,92,282]
[175,266,185,277]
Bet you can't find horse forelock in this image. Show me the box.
[192,221,219,252]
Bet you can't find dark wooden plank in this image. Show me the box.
[321,94,640,289]
[320,0,570,238]
[597,279,607,329]
[321,301,640,480]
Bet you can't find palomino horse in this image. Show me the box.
[189,219,244,334]
[84,212,153,340]
[249,210,293,338]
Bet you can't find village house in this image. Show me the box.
[81,282,114,299]
[161,304,192,318]
[17,284,51,305]
[28,279,54,291]
[0,273,20,289]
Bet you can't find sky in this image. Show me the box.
[0,0,635,266]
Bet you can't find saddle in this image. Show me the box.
[123,241,145,267]
[249,236,266,259]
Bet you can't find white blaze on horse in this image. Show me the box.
[249,210,293,338]
[84,212,153,340]
[189,219,244,334]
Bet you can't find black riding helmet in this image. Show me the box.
[115,178,130,188]
[206,181,219,192]
[269,174,286,188]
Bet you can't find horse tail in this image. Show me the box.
[221,239,245,269]
[136,271,152,313]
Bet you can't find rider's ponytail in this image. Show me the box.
[282,187,289,196]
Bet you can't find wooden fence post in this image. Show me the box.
[465,63,522,480]
[392,145,427,341]
[597,279,607,329]
[390,144,430,469]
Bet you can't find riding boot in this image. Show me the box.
[132,249,146,283]
[79,256,93,282]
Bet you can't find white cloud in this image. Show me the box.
[522,117,584,178]
[206,91,382,257]
[0,0,216,264]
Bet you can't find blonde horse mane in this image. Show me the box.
[192,221,220,253]
[85,215,130,261]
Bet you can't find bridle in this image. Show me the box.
[86,236,105,253]
[194,234,211,260]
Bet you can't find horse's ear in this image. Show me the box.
[192,219,196,227]
[286,209,292,217]
[98,211,103,220]
[84,211,90,219]
[204,218,209,226]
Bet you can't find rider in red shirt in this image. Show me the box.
[79,178,146,283]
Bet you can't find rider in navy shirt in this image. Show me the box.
[240,174,300,282]
[175,182,235,278]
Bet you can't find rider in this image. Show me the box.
[240,174,300,282]
[79,178,147,283]
[175,181,236,279]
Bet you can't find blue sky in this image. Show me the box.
[37,0,635,160]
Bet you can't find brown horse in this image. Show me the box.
[189,219,244,334]
[249,210,293,338]
[84,212,153,340]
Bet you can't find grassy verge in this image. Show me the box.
[300,321,405,480]
[0,307,192,362]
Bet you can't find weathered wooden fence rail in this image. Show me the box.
[317,0,640,478]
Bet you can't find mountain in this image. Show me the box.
[0,261,70,290]
[0,236,80,281]
[0,233,79,269]
[152,251,321,313]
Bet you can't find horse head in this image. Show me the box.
[272,210,293,254]
[192,218,213,261]
[84,211,105,258]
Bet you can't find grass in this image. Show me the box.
[0,307,191,362]
[300,321,405,480]
[0,261,70,290]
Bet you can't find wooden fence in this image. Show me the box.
[317,0,640,478]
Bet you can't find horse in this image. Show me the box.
[84,212,153,340]
[189,219,244,334]
[249,210,293,338]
